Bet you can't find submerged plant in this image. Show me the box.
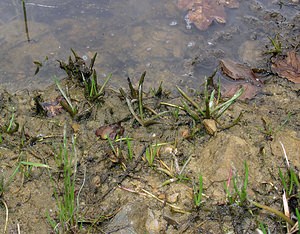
[266,34,282,55]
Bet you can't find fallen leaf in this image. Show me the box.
[220,59,260,83]
[219,59,262,100]
[271,51,300,84]
[221,81,260,101]
[95,123,124,140]
[177,0,239,30]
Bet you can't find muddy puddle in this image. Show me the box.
[1,0,300,233]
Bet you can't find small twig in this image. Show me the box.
[17,223,21,234]
[282,190,291,233]
[76,166,86,211]
[280,141,290,169]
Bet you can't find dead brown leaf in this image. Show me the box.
[219,59,262,100]
[220,59,258,82]
[95,123,124,140]
[177,0,239,30]
[271,51,300,84]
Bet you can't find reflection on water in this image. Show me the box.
[0,0,298,91]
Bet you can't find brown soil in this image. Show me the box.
[0,69,299,233]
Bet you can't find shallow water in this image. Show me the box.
[0,0,298,91]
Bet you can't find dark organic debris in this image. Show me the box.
[271,51,300,84]
[177,0,239,31]
[95,123,125,140]
[219,59,262,100]
[35,95,64,117]
[58,49,96,82]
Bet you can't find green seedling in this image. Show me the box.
[150,81,164,97]
[3,160,50,191]
[125,136,133,161]
[48,127,81,233]
[106,137,127,170]
[224,161,248,206]
[193,175,203,208]
[2,113,19,134]
[120,72,169,127]
[259,222,269,234]
[145,143,159,167]
[266,34,282,55]
[279,167,300,197]
[54,78,78,117]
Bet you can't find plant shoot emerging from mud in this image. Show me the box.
[145,143,160,167]
[54,78,78,117]
[47,126,82,233]
[193,175,203,208]
[120,71,169,127]
[224,161,248,206]
[162,77,243,135]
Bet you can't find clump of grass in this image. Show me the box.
[120,71,169,127]
[58,50,112,102]
[162,77,243,135]
[47,126,81,233]
[82,70,112,101]
[224,161,248,206]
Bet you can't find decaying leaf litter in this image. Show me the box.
[1,1,300,234]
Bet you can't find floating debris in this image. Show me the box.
[177,0,239,31]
